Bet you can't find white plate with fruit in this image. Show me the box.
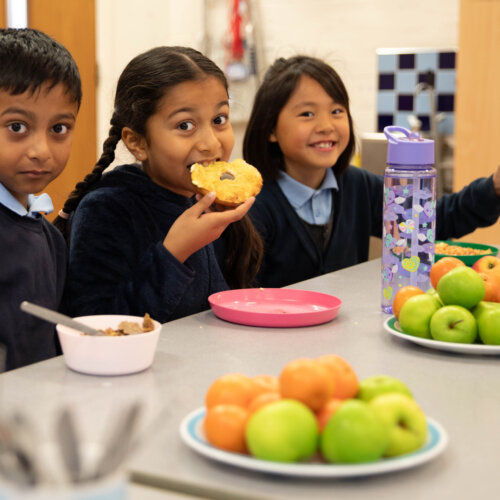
[384,316,500,355]
[179,407,447,477]
[387,257,500,354]
[180,359,448,478]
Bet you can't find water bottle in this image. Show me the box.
[381,126,436,314]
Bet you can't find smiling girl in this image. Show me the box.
[241,55,500,288]
[55,46,262,322]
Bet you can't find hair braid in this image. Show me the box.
[52,117,122,241]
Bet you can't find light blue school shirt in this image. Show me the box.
[277,169,339,224]
[0,182,54,218]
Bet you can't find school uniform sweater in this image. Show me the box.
[0,204,66,370]
[65,164,228,323]
[249,166,500,288]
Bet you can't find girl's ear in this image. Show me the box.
[269,130,278,143]
[122,127,148,162]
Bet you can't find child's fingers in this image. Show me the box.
[218,197,255,223]
[191,192,216,215]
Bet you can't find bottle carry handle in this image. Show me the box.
[384,126,421,144]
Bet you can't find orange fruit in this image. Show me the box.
[430,257,465,289]
[205,373,257,409]
[279,358,334,412]
[316,398,343,431]
[391,286,424,320]
[252,374,280,396]
[478,272,500,302]
[316,354,359,399]
[203,404,248,453]
[248,391,281,415]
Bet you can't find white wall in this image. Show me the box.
[96,0,459,163]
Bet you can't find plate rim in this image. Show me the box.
[179,407,448,478]
[208,288,342,328]
[384,316,500,355]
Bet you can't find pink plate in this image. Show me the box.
[208,288,342,327]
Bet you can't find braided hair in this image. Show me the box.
[54,45,262,289]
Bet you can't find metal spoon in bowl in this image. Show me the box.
[19,302,103,337]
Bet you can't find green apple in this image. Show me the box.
[437,266,485,309]
[320,399,389,463]
[245,399,318,462]
[357,374,413,402]
[429,305,477,344]
[426,287,444,305]
[399,294,442,339]
[370,393,427,457]
[472,301,500,345]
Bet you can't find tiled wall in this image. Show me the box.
[377,50,456,135]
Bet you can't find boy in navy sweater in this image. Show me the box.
[0,28,81,370]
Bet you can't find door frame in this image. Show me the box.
[27,0,97,216]
[0,0,6,27]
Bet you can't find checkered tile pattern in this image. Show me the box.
[377,51,456,135]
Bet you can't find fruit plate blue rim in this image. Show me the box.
[384,316,500,355]
[179,407,448,478]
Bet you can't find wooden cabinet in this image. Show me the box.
[28,0,97,216]
[0,0,6,27]
[454,0,500,244]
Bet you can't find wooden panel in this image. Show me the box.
[454,0,500,244]
[0,0,6,27]
[27,0,97,215]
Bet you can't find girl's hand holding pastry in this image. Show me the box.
[163,192,255,263]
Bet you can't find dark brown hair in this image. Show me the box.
[54,45,261,288]
[0,28,81,107]
[243,55,356,182]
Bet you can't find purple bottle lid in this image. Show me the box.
[384,126,434,167]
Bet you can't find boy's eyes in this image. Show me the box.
[52,123,71,135]
[8,122,27,133]
[7,122,71,135]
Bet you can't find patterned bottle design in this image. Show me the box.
[381,126,436,314]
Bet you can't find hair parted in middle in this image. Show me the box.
[54,45,262,289]
[54,46,228,234]
[243,55,356,182]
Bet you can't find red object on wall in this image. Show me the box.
[230,0,244,61]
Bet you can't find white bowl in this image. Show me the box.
[57,315,161,376]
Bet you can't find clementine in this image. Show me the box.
[316,354,359,399]
[205,373,257,409]
[279,358,334,412]
[391,286,424,320]
[203,404,248,453]
[316,397,343,431]
[478,272,500,302]
[248,391,281,415]
[252,374,280,397]
[430,256,465,289]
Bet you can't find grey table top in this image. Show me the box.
[0,259,499,499]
